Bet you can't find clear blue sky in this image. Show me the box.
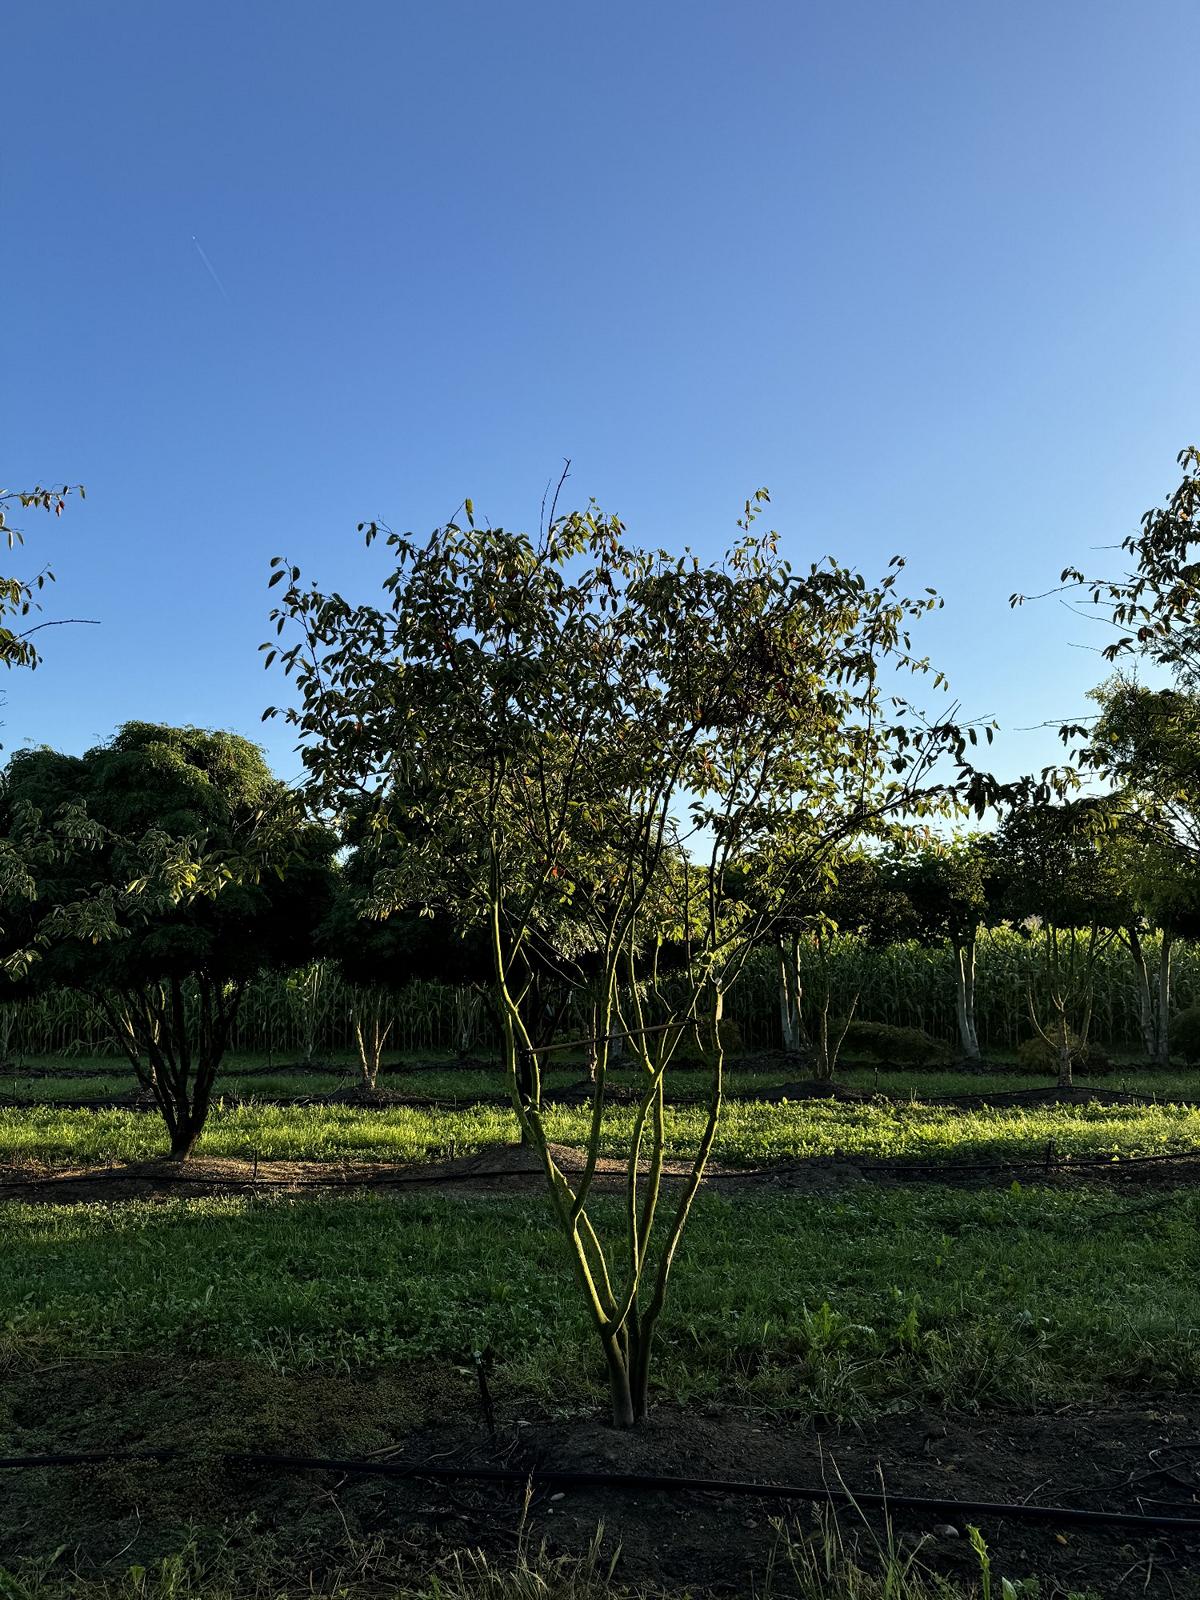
[5,0,1197,786]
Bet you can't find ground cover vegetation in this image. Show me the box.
[4,452,1200,1595]
[2,1184,1194,1410]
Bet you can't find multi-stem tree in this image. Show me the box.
[0,723,335,1157]
[265,488,990,1425]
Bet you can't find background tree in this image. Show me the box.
[1081,681,1200,1064]
[774,850,915,1078]
[890,834,995,1064]
[321,847,491,1090]
[991,801,1129,1088]
[0,723,335,1158]
[265,490,992,1426]
[1086,678,1200,859]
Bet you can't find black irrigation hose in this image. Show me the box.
[876,1152,1200,1177]
[1,1446,1199,1534]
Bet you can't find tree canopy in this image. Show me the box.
[0,722,336,1154]
[264,489,996,1424]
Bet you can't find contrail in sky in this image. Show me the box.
[191,234,229,300]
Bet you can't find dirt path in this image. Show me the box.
[4,1139,1200,1206]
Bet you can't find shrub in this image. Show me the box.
[670,1016,744,1063]
[1015,1033,1111,1073]
[842,1019,950,1067]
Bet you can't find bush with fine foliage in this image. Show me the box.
[1015,1033,1112,1074]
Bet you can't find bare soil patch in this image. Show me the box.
[0,1142,783,1206]
[7,1138,1200,1207]
[2,1357,1197,1595]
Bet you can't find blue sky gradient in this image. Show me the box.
[4,1,1198,784]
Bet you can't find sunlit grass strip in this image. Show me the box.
[2,1097,1199,1169]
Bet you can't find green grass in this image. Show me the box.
[1,1183,1195,1414]
[3,1094,1199,1169]
[7,1048,1200,1110]
[6,1048,1200,1108]
[834,1064,1200,1100]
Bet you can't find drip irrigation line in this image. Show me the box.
[1,1446,1199,1534]
[0,1164,540,1193]
[857,1148,1200,1179]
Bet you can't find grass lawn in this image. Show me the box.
[2,1150,1194,1597]
[2,1094,1200,1169]
[2,1183,1195,1413]
[5,1052,1200,1109]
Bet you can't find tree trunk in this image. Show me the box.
[1156,934,1173,1068]
[1126,926,1157,1064]
[96,978,238,1163]
[778,936,804,1055]
[586,999,599,1083]
[1056,1009,1073,1090]
[514,1044,539,1145]
[167,1116,203,1161]
[630,1324,655,1423]
[606,1354,635,1428]
[353,995,392,1091]
[954,937,981,1062]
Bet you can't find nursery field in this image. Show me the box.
[3,1062,1200,1599]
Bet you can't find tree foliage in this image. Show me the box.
[0,722,335,1156]
[0,481,86,673]
[889,834,997,1062]
[1055,445,1200,682]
